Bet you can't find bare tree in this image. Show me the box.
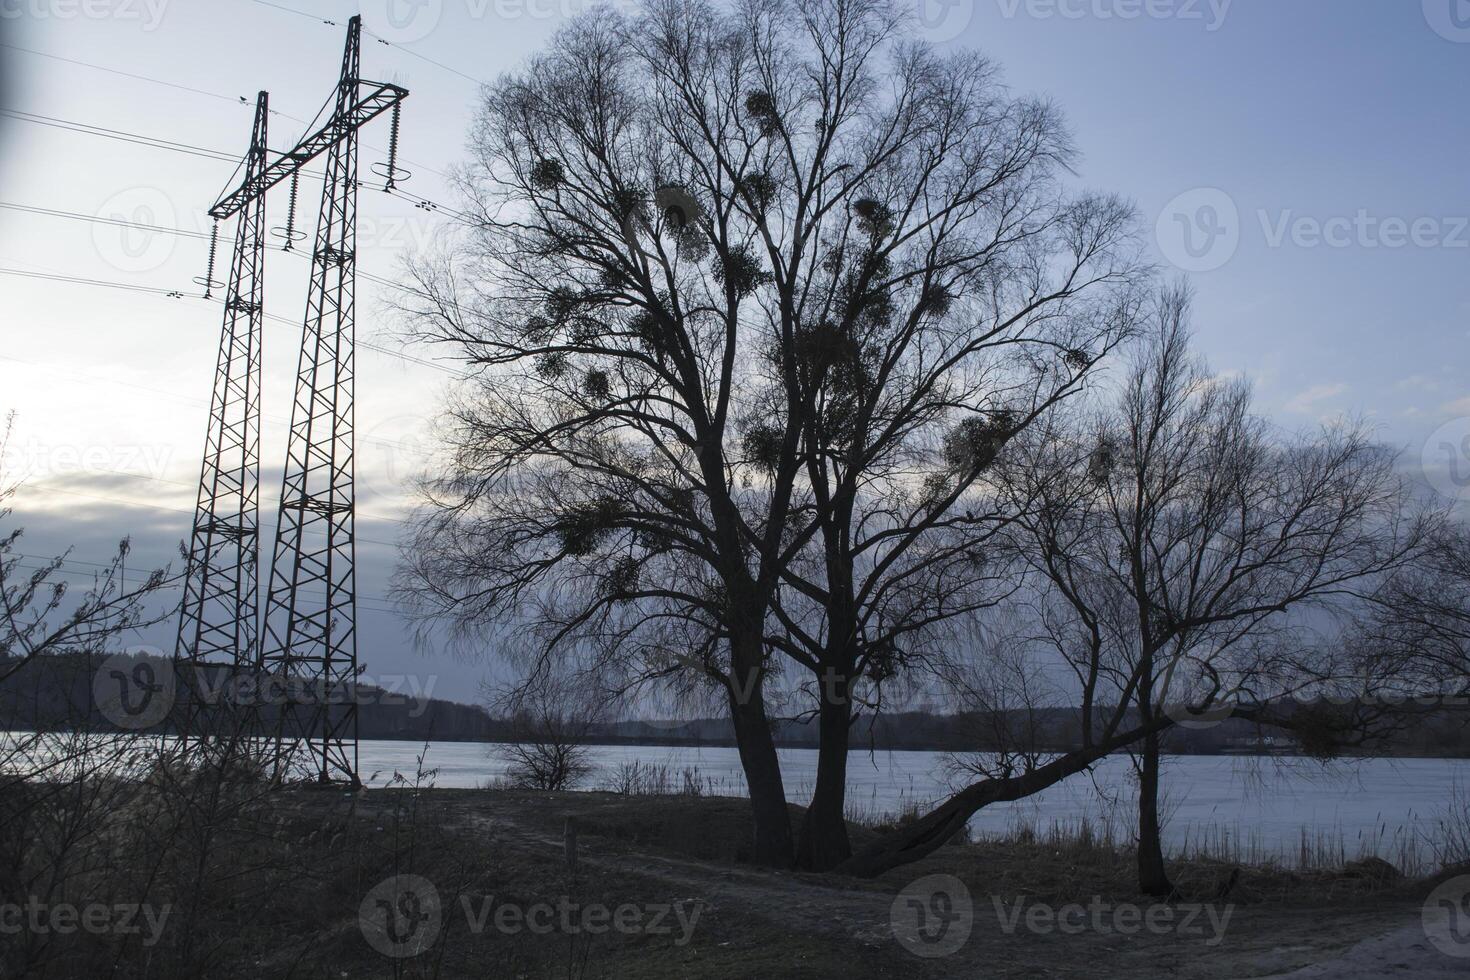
[765,200,1142,868]
[1364,519,1470,694]
[396,0,1144,868]
[951,286,1426,893]
[488,675,602,792]
[828,288,1425,879]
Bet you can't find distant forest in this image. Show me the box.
[4,651,1468,757]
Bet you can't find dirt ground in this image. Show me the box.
[291,787,1466,979]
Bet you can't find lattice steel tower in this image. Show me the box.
[173,92,269,753]
[173,16,406,785]
[260,16,400,786]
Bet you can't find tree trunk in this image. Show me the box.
[1136,729,1174,897]
[796,673,853,871]
[837,719,1169,878]
[726,635,793,867]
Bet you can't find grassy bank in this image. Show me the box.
[2,757,1462,978]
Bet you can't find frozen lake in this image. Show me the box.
[362,740,1470,867]
[9,732,1464,867]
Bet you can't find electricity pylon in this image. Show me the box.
[259,16,405,786]
[173,15,406,787]
[173,91,269,759]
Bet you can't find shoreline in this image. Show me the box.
[5,727,1469,760]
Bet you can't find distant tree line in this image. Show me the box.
[10,650,1466,759]
[0,651,506,742]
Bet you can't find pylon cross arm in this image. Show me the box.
[209,81,407,221]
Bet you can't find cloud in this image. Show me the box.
[1395,374,1441,394]
[1283,383,1348,416]
[1439,396,1470,418]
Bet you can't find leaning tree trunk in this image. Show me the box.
[727,633,793,867]
[796,670,853,871]
[837,720,1171,877]
[1136,728,1174,897]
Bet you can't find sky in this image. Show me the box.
[0,0,1466,707]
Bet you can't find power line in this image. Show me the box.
[0,266,191,298]
[9,558,403,614]
[1,41,453,185]
[0,109,475,222]
[0,109,241,163]
[1,201,214,241]
[0,108,331,188]
[359,26,486,88]
[11,552,127,571]
[252,0,487,86]
[0,265,469,378]
[0,42,311,125]
[0,41,469,203]
[261,309,470,378]
[0,200,436,298]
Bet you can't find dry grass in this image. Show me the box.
[596,760,744,798]
[923,812,1428,907]
[6,761,1459,979]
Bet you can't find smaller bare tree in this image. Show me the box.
[994,287,1425,895]
[488,674,604,792]
[837,288,1425,882]
[1363,519,1470,694]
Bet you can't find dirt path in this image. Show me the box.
[445,798,906,948]
[356,790,1452,979]
[1255,923,1468,979]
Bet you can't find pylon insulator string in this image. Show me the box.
[195,220,222,298]
[272,170,304,251]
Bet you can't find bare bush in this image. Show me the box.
[489,677,602,791]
